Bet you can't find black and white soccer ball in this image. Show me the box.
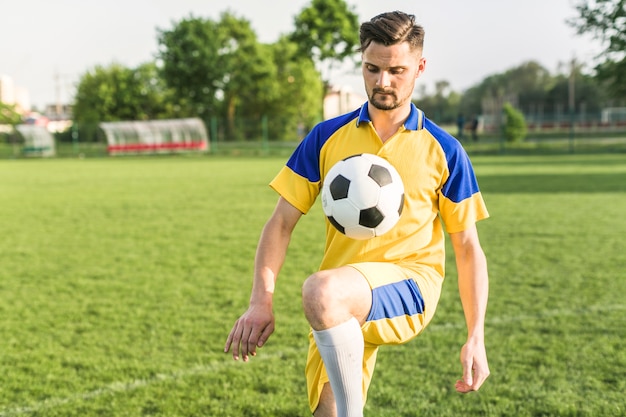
[321,153,405,240]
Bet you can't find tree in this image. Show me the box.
[547,62,608,118]
[0,102,22,146]
[503,103,527,143]
[215,12,280,140]
[458,85,483,120]
[130,62,180,120]
[568,0,626,99]
[0,101,21,126]
[414,80,460,124]
[158,12,289,140]
[457,60,609,121]
[289,0,360,82]
[472,61,553,111]
[157,15,224,121]
[159,12,325,142]
[503,61,554,110]
[263,36,324,140]
[74,62,172,125]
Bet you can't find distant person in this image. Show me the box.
[224,11,490,417]
[457,113,465,140]
[470,115,479,141]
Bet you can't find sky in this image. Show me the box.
[0,0,601,110]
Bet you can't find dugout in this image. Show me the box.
[100,118,209,155]
[15,124,56,157]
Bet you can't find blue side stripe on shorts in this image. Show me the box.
[367,279,425,321]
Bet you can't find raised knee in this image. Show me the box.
[302,272,339,325]
[302,272,333,308]
[302,269,370,329]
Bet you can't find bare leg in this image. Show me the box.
[314,383,337,417]
[302,266,372,330]
[303,267,372,417]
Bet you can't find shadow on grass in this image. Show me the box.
[478,172,626,193]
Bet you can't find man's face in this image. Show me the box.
[361,41,426,111]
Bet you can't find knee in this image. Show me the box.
[302,271,334,310]
[301,268,371,329]
[301,271,342,323]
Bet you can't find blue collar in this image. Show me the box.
[356,102,424,130]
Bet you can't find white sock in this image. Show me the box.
[312,317,364,417]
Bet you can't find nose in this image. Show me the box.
[376,71,390,88]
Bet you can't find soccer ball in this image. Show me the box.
[321,153,405,240]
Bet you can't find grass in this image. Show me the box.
[0,153,625,416]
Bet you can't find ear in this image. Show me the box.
[415,57,427,79]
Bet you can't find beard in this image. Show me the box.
[368,88,403,110]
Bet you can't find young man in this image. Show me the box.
[225,11,490,417]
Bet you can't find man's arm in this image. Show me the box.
[224,197,302,361]
[449,224,490,392]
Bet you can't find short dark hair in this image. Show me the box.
[358,11,425,53]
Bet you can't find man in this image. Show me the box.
[457,113,465,140]
[224,11,490,417]
[470,115,480,141]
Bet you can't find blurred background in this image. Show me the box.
[1,0,624,157]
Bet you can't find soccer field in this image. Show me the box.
[0,154,625,417]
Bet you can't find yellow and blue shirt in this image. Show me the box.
[270,102,488,278]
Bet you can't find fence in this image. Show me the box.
[481,109,626,135]
[1,113,626,159]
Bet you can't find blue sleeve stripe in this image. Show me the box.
[367,279,425,321]
[286,109,361,183]
[423,118,480,203]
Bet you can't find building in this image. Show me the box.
[0,74,30,113]
[0,74,15,104]
[43,103,73,133]
[323,85,367,120]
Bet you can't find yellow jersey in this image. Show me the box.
[270,103,488,278]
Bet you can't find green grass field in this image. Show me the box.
[0,153,625,417]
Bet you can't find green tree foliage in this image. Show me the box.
[503,102,527,142]
[289,0,359,78]
[504,62,555,108]
[413,81,461,124]
[214,12,280,140]
[0,102,22,145]
[569,0,626,99]
[0,101,22,125]
[158,12,324,141]
[546,71,608,115]
[70,2,620,143]
[472,61,554,112]
[131,62,180,119]
[157,15,224,121]
[158,12,279,139]
[73,62,172,125]
[264,36,324,140]
[446,60,609,122]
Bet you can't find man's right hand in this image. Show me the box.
[224,303,275,361]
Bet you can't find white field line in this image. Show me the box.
[0,303,624,416]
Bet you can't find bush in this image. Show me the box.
[503,102,527,143]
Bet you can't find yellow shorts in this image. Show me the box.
[305,262,443,413]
